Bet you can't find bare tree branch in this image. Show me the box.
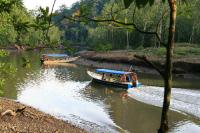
[156,9,168,32]
[45,0,57,39]
[131,6,167,47]
[134,55,165,79]
[63,5,167,46]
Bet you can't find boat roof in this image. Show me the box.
[43,54,68,57]
[96,69,132,75]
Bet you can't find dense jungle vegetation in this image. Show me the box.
[1,0,200,91]
[53,0,200,51]
[0,1,200,132]
[0,0,199,50]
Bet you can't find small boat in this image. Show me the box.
[42,63,77,68]
[40,54,79,65]
[87,69,141,89]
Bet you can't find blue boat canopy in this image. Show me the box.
[43,54,68,57]
[96,69,131,75]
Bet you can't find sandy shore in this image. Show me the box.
[0,98,86,133]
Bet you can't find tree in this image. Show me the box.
[0,0,19,93]
[69,0,177,132]
[107,0,178,132]
[0,0,21,13]
[31,5,62,47]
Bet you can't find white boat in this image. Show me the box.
[87,69,141,89]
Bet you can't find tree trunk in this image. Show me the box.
[125,10,129,50]
[189,22,195,44]
[142,23,147,47]
[158,0,176,133]
[158,19,162,47]
[126,30,129,50]
[112,28,114,47]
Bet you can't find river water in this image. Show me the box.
[1,51,200,133]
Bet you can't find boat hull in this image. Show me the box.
[41,57,79,65]
[87,70,141,89]
[92,78,129,89]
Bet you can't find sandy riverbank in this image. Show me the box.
[0,98,85,133]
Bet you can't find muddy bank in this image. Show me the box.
[0,98,85,133]
[76,51,200,79]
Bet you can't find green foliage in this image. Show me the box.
[0,0,200,50]
[123,0,134,8]
[132,44,200,57]
[62,41,76,55]
[0,0,20,13]
[123,0,165,8]
[0,12,17,45]
[0,0,63,47]
[48,26,62,46]
[92,43,112,52]
[0,50,16,94]
[0,50,8,57]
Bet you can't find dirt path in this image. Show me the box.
[0,98,85,133]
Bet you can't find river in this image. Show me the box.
[1,51,200,133]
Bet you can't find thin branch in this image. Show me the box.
[132,5,137,24]
[45,0,57,39]
[134,55,165,79]
[110,2,115,20]
[131,5,167,47]
[156,9,168,32]
[64,14,166,46]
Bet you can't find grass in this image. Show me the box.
[131,43,200,58]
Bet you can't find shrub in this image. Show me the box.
[92,43,113,52]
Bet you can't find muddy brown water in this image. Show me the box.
[1,51,200,133]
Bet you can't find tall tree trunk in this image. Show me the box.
[126,30,129,49]
[142,23,147,47]
[189,22,195,44]
[112,28,114,47]
[158,20,162,47]
[158,0,176,133]
[124,10,130,50]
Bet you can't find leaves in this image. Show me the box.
[0,0,23,13]
[0,50,16,92]
[123,0,166,8]
[124,0,134,8]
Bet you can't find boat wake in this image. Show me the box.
[128,85,200,119]
[17,69,123,133]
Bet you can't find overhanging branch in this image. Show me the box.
[134,55,165,79]
[63,9,167,46]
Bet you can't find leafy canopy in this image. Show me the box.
[0,0,23,13]
[123,0,166,8]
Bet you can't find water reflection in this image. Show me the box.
[1,51,200,133]
[84,83,200,133]
[17,69,121,132]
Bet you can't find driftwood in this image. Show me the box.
[1,110,16,117]
[1,106,26,117]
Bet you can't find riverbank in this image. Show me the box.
[76,49,200,79]
[0,98,85,133]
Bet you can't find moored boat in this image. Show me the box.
[40,54,79,65]
[87,69,141,89]
[42,63,77,68]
